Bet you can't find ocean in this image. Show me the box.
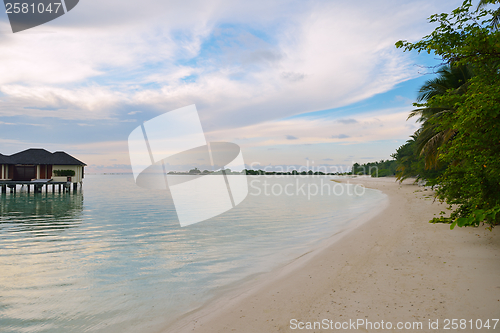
[0,174,386,332]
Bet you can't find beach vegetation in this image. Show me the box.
[395,0,500,228]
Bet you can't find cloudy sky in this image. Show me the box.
[0,0,463,172]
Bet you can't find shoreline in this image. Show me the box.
[163,177,500,332]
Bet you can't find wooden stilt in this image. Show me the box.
[0,181,81,194]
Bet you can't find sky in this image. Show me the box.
[0,0,465,173]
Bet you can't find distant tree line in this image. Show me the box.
[352,160,397,177]
[243,169,332,176]
[168,168,244,175]
[173,168,349,176]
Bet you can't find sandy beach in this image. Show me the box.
[165,177,500,332]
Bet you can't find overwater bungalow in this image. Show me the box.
[0,148,86,193]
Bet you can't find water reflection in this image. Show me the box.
[0,175,387,333]
[0,192,84,237]
[0,192,87,333]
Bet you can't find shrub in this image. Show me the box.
[53,169,75,177]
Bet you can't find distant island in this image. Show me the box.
[168,167,366,176]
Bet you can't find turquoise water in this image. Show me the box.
[0,175,386,333]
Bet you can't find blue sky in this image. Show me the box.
[0,0,465,172]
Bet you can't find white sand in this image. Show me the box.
[164,177,500,332]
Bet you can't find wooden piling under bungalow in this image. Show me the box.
[0,180,82,194]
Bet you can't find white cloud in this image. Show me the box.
[0,85,126,119]
[204,107,419,147]
[0,0,459,127]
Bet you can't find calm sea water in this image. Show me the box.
[0,175,386,333]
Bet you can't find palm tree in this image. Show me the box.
[393,133,420,182]
[408,65,473,169]
[478,0,500,29]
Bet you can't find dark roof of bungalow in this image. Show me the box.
[0,149,86,166]
[0,153,10,164]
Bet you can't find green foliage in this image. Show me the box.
[392,135,445,183]
[395,0,499,67]
[409,65,473,169]
[478,0,500,29]
[433,73,500,228]
[188,167,201,174]
[53,169,75,177]
[395,0,500,228]
[352,160,397,177]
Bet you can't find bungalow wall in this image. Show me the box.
[37,165,53,179]
[52,165,84,183]
[0,164,13,180]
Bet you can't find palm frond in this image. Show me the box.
[477,0,500,29]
